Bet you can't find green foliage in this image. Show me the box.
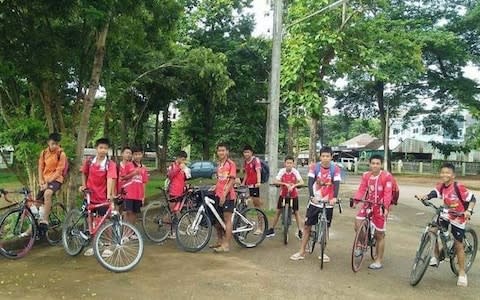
[429,141,471,159]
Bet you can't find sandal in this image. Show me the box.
[213,246,230,253]
[209,243,221,249]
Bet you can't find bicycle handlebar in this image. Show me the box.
[349,198,384,209]
[269,184,306,188]
[414,196,468,218]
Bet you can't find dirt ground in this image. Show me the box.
[1,176,479,300]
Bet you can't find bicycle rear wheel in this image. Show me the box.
[0,207,36,259]
[352,220,369,272]
[94,220,144,273]
[283,205,289,245]
[450,227,478,276]
[320,222,328,270]
[176,209,212,252]
[410,231,436,286]
[62,208,87,256]
[234,208,268,248]
[142,201,171,243]
[46,202,66,245]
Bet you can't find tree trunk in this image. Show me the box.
[287,106,294,155]
[202,98,212,160]
[160,105,170,174]
[55,98,66,133]
[40,81,55,133]
[308,117,318,163]
[70,22,110,209]
[120,109,128,147]
[375,80,391,172]
[154,110,161,171]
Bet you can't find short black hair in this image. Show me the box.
[95,138,110,147]
[121,146,131,153]
[216,142,229,150]
[369,154,384,163]
[285,155,295,162]
[177,150,188,159]
[319,146,333,156]
[441,162,455,172]
[132,145,144,153]
[48,133,61,142]
[243,145,254,152]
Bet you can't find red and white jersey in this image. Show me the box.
[168,162,186,197]
[276,168,302,198]
[433,182,473,228]
[215,159,237,200]
[124,164,149,201]
[81,157,117,204]
[244,157,261,186]
[354,171,393,208]
[308,163,341,207]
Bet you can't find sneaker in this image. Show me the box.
[168,232,176,240]
[290,252,305,261]
[429,257,439,267]
[265,228,275,238]
[19,232,30,238]
[254,228,263,236]
[83,247,94,256]
[318,254,330,263]
[457,275,468,287]
[101,249,114,258]
[368,262,383,270]
[296,230,303,240]
[38,223,49,236]
[354,249,363,257]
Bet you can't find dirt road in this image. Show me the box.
[1,178,479,300]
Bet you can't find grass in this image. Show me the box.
[0,171,21,189]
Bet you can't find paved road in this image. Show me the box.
[1,178,479,300]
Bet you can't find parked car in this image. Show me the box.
[189,161,217,179]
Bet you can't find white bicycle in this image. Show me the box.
[175,191,268,252]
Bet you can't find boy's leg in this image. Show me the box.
[452,224,467,285]
[455,240,466,276]
[374,231,386,264]
[291,204,319,259]
[270,210,281,229]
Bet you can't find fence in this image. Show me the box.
[354,160,480,176]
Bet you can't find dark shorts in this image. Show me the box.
[305,204,334,227]
[439,219,465,242]
[124,199,143,213]
[249,187,260,198]
[277,196,299,211]
[93,206,109,217]
[36,181,62,201]
[215,197,235,214]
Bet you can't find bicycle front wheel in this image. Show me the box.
[0,207,36,259]
[320,222,328,270]
[62,208,87,256]
[410,231,436,286]
[46,202,66,245]
[352,220,369,272]
[234,208,268,248]
[283,205,289,245]
[176,209,212,252]
[94,220,144,273]
[142,201,172,243]
[450,227,478,276]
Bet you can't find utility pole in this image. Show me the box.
[266,0,284,209]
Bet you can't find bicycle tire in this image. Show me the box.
[283,205,289,245]
[0,207,37,259]
[94,220,144,273]
[46,202,66,245]
[176,209,212,252]
[449,227,478,276]
[409,231,436,286]
[142,201,172,243]
[351,220,369,272]
[234,208,268,248]
[62,208,87,256]
[320,221,328,270]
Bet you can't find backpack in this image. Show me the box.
[370,171,400,205]
[259,159,269,183]
[314,162,336,181]
[42,149,69,178]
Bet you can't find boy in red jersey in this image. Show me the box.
[242,145,264,235]
[266,156,304,239]
[418,162,476,287]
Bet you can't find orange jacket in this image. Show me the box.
[38,147,67,184]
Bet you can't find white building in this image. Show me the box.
[158,102,181,123]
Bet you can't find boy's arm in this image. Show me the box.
[332,166,341,199]
[255,159,261,187]
[383,175,393,209]
[307,164,315,198]
[50,152,66,182]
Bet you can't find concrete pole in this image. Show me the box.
[266,0,284,210]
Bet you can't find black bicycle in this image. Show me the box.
[307,198,342,269]
[410,196,478,286]
[0,188,66,259]
[271,184,305,245]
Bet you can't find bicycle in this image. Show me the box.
[350,198,380,272]
[0,187,66,259]
[175,189,268,252]
[409,196,478,286]
[306,198,343,270]
[142,186,200,243]
[62,190,144,273]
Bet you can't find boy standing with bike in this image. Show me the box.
[290,146,341,262]
[266,156,304,239]
[241,145,263,235]
[352,155,393,270]
[418,162,476,287]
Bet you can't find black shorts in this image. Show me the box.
[124,199,143,213]
[93,206,109,217]
[277,196,299,211]
[249,187,260,198]
[439,219,465,242]
[36,181,62,201]
[215,197,235,214]
[305,204,334,227]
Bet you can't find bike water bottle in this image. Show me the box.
[38,205,45,222]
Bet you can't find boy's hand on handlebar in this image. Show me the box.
[415,195,428,201]
[79,186,86,193]
[330,197,337,206]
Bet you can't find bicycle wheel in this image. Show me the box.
[94,220,144,273]
[176,209,212,252]
[450,227,478,276]
[46,202,66,245]
[370,227,377,261]
[283,205,289,245]
[320,221,328,270]
[234,208,268,248]
[62,208,87,256]
[142,201,171,243]
[307,228,317,254]
[352,220,369,272]
[410,231,436,286]
[0,207,37,259]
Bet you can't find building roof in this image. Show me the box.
[340,134,381,149]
